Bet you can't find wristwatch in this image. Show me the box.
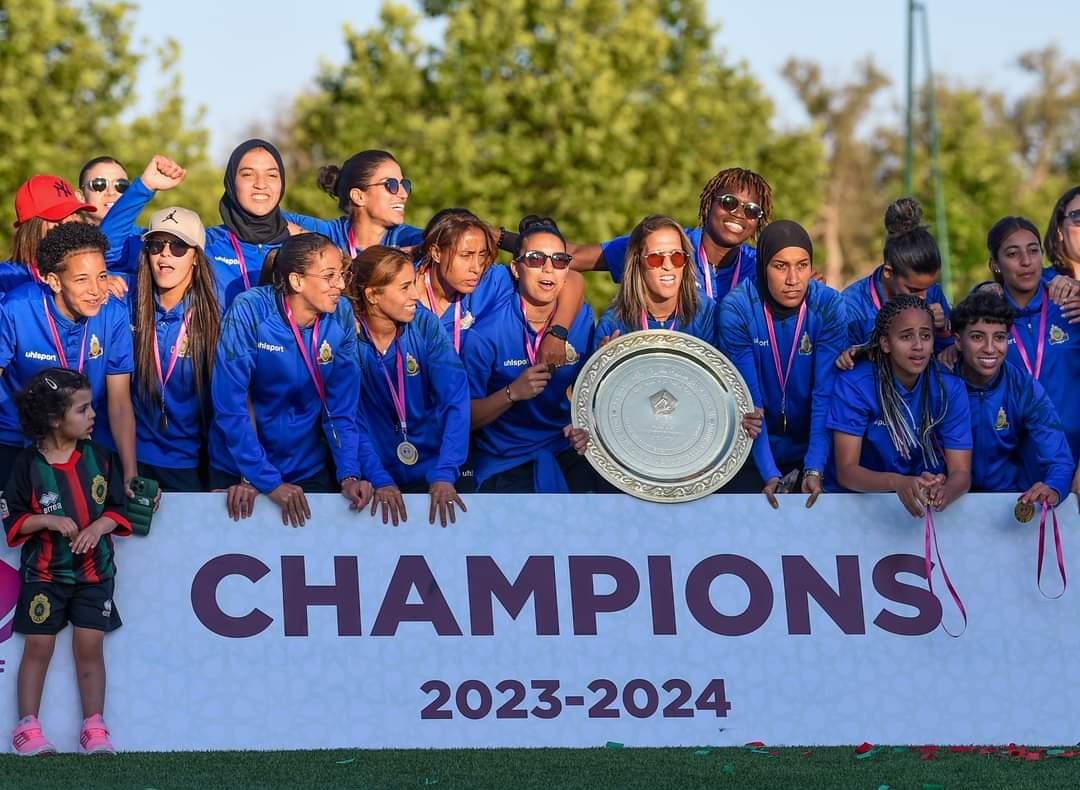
[547,325,569,342]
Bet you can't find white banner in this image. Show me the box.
[0,492,1077,751]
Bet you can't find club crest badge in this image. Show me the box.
[91,474,107,506]
[29,593,50,625]
[1049,324,1068,345]
[88,334,103,359]
[406,353,420,375]
[995,406,1008,431]
[318,340,333,364]
[799,332,813,355]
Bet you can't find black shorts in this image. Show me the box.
[14,578,122,635]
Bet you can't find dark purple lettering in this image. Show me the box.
[685,554,772,636]
[190,554,273,638]
[647,556,677,635]
[466,555,558,636]
[281,555,362,637]
[782,555,866,635]
[371,555,463,636]
[569,555,640,635]
[872,553,942,635]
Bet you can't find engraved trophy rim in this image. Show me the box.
[571,329,754,503]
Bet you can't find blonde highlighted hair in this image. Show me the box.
[612,215,699,327]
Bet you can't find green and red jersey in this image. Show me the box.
[3,440,131,583]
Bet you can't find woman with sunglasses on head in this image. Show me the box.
[828,295,971,516]
[982,215,1080,461]
[209,232,373,527]
[565,167,771,304]
[346,245,470,527]
[592,214,717,349]
[0,223,136,491]
[719,220,847,508]
[130,207,222,492]
[96,155,187,281]
[0,175,98,295]
[463,216,595,493]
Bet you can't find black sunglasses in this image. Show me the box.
[517,251,573,270]
[361,178,412,196]
[717,193,764,221]
[85,177,130,194]
[145,238,192,257]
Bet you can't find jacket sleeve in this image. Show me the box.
[280,211,343,239]
[804,290,847,472]
[1022,378,1075,500]
[210,297,283,493]
[718,294,781,482]
[100,178,154,270]
[423,315,470,485]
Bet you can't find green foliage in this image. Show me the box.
[281,0,826,308]
[0,0,214,249]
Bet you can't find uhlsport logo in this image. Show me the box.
[0,558,20,645]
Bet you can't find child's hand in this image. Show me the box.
[44,516,78,539]
[70,524,104,554]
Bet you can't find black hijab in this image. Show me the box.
[219,138,290,244]
[756,220,814,320]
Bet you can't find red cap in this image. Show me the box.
[14,175,96,227]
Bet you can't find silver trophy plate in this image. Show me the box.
[572,330,753,502]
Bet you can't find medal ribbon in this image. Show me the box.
[923,509,968,637]
[869,269,884,311]
[42,295,88,373]
[639,308,678,331]
[1009,291,1048,380]
[347,226,358,259]
[1036,500,1067,599]
[521,297,555,365]
[283,299,326,403]
[425,269,462,353]
[364,321,409,438]
[696,240,741,301]
[763,301,807,423]
[152,310,192,417]
[227,231,252,290]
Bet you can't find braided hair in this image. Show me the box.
[867,294,948,468]
[697,167,772,236]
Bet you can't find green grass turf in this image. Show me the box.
[2,746,1079,789]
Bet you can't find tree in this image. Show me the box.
[0,0,214,247]
[782,57,890,285]
[281,0,825,307]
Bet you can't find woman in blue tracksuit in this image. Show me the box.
[208,233,373,527]
[566,167,772,304]
[983,215,1080,462]
[286,150,423,255]
[0,223,136,489]
[949,290,1072,506]
[719,220,847,507]
[592,214,717,349]
[101,142,293,309]
[347,245,470,526]
[130,206,222,492]
[838,198,953,362]
[827,295,972,517]
[462,216,595,493]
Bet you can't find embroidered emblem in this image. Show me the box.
[406,353,420,375]
[460,311,475,330]
[1049,324,1068,345]
[88,334,102,359]
[29,593,50,625]
[318,339,333,364]
[91,474,107,506]
[995,406,1008,431]
[799,332,813,355]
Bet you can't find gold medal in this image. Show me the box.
[397,440,419,466]
[1014,500,1036,523]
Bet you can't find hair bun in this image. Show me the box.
[884,197,924,239]
[518,214,559,237]
[317,165,341,198]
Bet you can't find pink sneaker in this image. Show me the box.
[79,714,115,755]
[11,715,56,757]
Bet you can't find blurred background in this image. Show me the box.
[3,0,1077,306]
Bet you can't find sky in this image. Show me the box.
[130,0,1078,162]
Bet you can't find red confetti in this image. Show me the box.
[744,741,765,748]
[855,742,875,755]
[802,750,813,757]
[949,746,976,753]
[1025,752,1041,761]
[920,752,936,761]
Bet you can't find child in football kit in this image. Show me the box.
[5,369,131,756]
